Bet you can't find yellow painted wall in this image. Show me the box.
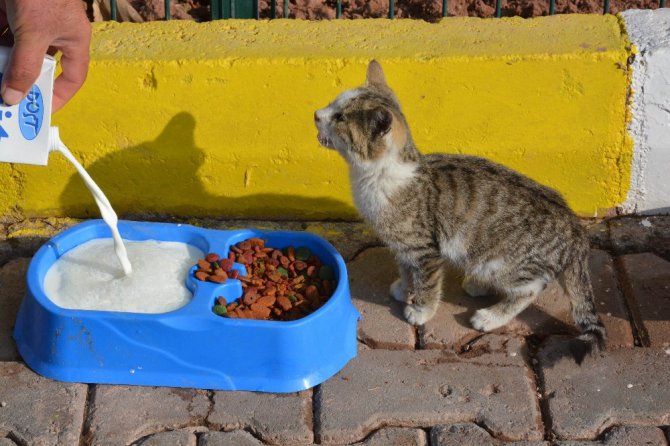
[3,15,632,220]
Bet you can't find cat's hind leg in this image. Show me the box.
[390,262,413,303]
[404,256,445,325]
[470,275,548,332]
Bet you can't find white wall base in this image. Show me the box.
[620,9,670,215]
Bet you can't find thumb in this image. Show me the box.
[1,34,49,106]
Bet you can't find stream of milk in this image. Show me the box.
[45,131,205,312]
[53,139,133,275]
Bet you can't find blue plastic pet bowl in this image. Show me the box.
[13,220,360,392]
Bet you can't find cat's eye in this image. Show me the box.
[333,112,345,122]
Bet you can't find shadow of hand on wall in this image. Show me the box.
[58,112,353,220]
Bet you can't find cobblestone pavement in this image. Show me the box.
[0,216,669,445]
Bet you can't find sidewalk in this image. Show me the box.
[1,216,669,445]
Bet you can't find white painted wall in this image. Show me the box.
[621,9,670,215]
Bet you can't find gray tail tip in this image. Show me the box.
[569,329,606,365]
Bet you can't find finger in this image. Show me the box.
[51,35,90,112]
[52,51,89,112]
[1,32,50,105]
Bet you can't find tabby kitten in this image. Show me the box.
[314,60,605,361]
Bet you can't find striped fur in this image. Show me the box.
[315,60,606,360]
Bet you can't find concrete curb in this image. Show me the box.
[1,13,666,220]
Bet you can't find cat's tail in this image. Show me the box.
[563,248,606,364]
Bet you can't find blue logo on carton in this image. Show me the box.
[19,85,43,140]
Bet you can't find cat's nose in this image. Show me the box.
[314,111,321,123]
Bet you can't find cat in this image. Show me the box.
[314,60,606,362]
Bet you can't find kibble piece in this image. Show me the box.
[304,285,319,300]
[318,265,334,280]
[195,271,209,281]
[277,296,293,311]
[295,247,311,261]
[205,253,220,263]
[250,303,271,319]
[256,295,276,307]
[207,275,227,284]
[213,305,227,316]
[197,259,211,270]
[219,258,234,271]
[243,287,259,306]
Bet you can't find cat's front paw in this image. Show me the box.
[470,308,505,332]
[404,303,436,326]
[390,278,407,303]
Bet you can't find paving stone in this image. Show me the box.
[457,334,528,366]
[0,258,30,361]
[135,429,198,446]
[199,430,262,446]
[200,427,426,446]
[0,362,87,446]
[419,265,484,349]
[609,216,670,261]
[208,390,313,445]
[316,349,543,444]
[618,253,670,347]
[587,250,634,348]
[348,247,416,349]
[555,425,668,445]
[420,250,632,349]
[430,423,550,445]
[85,385,210,445]
[539,338,670,440]
[349,427,427,446]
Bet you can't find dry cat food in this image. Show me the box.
[193,238,336,321]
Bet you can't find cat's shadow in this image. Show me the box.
[439,264,577,335]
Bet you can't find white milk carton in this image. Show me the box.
[0,46,56,165]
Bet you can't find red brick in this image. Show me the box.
[539,339,670,440]
[0,362,87,446]
[431,423,550,445]
[137,429,198,446]
[618,253,670,347]
[209,390,313,445]
[554,426,668,445]
[85,386,210,444]
[348,247,416,349]
[316,348,543,444]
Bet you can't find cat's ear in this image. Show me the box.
[369,107,392,138]
[366,60,388,88]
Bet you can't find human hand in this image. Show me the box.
[0,0,91,112]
